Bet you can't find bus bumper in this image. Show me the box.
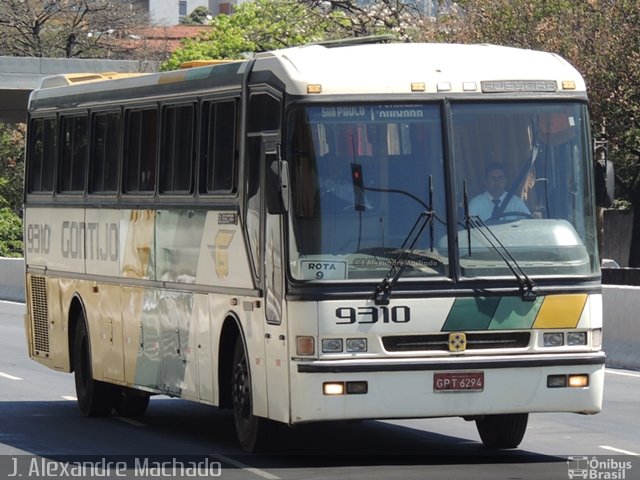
[288,352,605,423]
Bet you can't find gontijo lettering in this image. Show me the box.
[61,221,118,261]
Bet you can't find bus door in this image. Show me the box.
[262,136,289,423]
[246,89,288,422]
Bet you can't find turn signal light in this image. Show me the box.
[296,336,315,356]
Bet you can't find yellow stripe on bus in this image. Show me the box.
[532,294,588,329]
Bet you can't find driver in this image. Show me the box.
[469,162,530,221]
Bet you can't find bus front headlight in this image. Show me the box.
[567,332,587,346]
[543,332,564,347]
[346,338,367,352]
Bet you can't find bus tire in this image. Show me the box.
[114,387,150,417]
[231,335,266,452]
[73,313,114,417]
[475,413,528,449]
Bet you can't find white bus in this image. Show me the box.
[23,40,606,452]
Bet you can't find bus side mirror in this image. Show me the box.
[266,153,284,215]
[266,149,290,215]
[595,159,614,208]
[279,160,290,212]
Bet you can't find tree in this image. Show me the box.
[306,0,423,40]
[162,0,351,70]
[0,0,149,59]
[0,123,25,216]
[162,0,426,70]
[0,123,25,257]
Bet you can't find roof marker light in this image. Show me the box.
[411,82,426,92]
[562,80,576,90]
[437,82,451,92]
[463,81,478,91]
[307,84,322,94]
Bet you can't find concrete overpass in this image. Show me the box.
[0,56,155,123]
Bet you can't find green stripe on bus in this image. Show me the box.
[488,296,544,330]
[443,296,545,331]
[442,297,500,331]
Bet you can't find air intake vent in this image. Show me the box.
[30,276,50,356]
[382,332,531,352]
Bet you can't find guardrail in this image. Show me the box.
[602,285,640,371]
[0,257,25,303]
[1,258,639,370]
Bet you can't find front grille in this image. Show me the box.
[29,275,50,356]
[382,332,531,352]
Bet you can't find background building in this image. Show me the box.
[137,0,245,25]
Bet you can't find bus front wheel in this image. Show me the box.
[73,314,114,417]
[231,336,266,452]
[475,413,528,449]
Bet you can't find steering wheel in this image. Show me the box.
[490,211,535,221]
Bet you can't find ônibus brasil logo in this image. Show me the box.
[567,456,633,479]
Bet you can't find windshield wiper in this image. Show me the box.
[372,176,442,305]
[372,210,436,305]
[462,181,539,301]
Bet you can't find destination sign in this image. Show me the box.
[310,105,431,123]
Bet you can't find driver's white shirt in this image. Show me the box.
[468,191,530,221]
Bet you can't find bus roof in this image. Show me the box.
[28,42,586,110]
[255,42,586,96]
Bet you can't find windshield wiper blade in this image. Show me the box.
[373,210,435,305]
[465,214,539,301]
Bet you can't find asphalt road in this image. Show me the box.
[1,300,639,480]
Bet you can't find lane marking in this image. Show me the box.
[210,454,280,480]
[62,395,77,401]
[0,371,22,380]
[605,369,640,379]
[114,417,147,428]
[599,445,640,456]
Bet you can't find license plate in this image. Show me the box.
[433,371,484,392]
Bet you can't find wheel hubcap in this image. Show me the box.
[232,357,250,418]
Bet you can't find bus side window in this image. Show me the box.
[27,117,57,194]
[161,103,195,194]
[200,98,238,194]
[90,111,121,194]
[124,108,158,194]
[59,114,88,194]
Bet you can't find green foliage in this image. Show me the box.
[162,15,252,70]
[163,0,354,70]
[0,123,25,257]
[612,199,632,211]
[0,207,23,257]
[0,123,25,216]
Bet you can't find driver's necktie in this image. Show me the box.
[491,197,501,218]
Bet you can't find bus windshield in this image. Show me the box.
[287,102,598,281]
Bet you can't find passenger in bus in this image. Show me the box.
[469,162,530,221]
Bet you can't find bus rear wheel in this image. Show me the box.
[231,336,266,452]
[73,314,114,417]
[475,413,528,449]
